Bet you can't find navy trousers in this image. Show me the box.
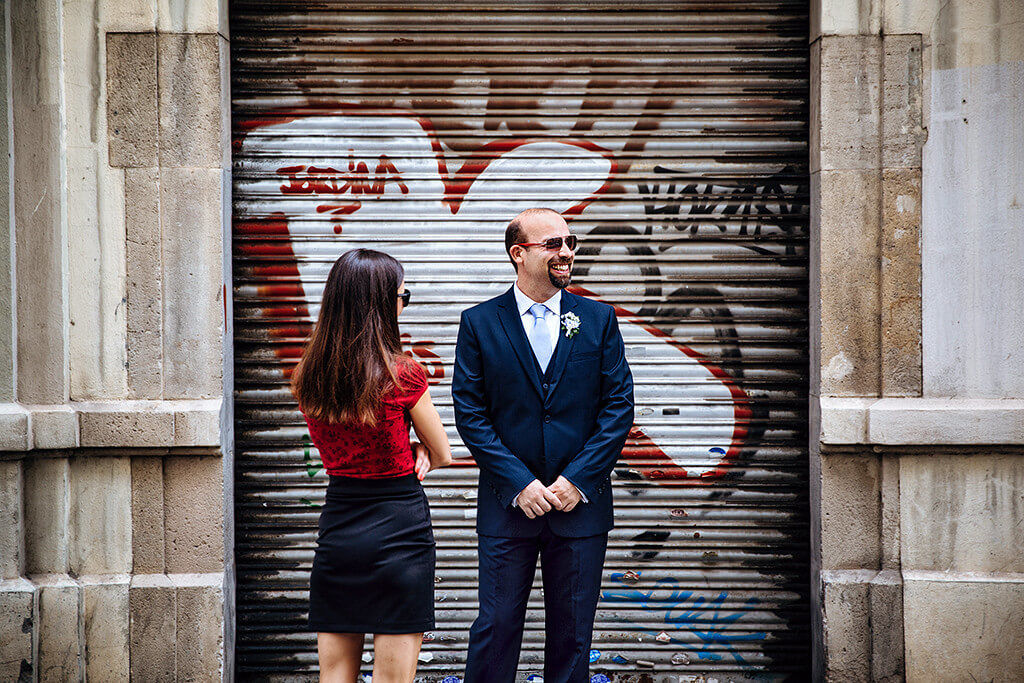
[463,526,608,683]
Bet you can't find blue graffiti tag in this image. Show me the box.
[601,573,766,664]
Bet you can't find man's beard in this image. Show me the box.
[548,260,572,289]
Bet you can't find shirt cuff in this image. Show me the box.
[574,484,589,503]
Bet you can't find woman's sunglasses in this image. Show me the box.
[397,289,411,306]
[516,235,579,251]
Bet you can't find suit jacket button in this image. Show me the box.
[544,415,551,423]
[542,383,549,390]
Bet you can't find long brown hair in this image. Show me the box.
[291,248,406,424]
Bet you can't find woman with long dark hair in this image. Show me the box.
[291,248,452,682]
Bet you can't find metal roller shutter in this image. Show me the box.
[231,1,810,680]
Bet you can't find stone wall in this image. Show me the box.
[811,0,1024,680]
[0,0,232,680]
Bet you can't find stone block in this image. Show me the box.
[820,454,881,570]
[870,398,1024,445]
[818,396,872,444]
[78,402,174,447]
[869,570,904,682]
[814,36,881,173]
[900,453,1024,573]
[101,1,158,32]
[812,0,881,39]
[164,456,224,573]
[880,168,922,397]
[822,569,872,682]
[125,168,163,399]
[158,34,226,168]
[0,577,36,682]
[24,457,69,574]
[0,403,30,450]
[34,574,82,683]
[81,575,130,683]
[173,399,222,446]
[158,0,226,36]
[879,456,900,571]
[66,141,128,401]
[26,404,79,450]
[160,167,224,399]
[0,461,24,579]
[11,0,68,406]
[172,573,224,681]
[904,572,1024,682]
[69,457,131,575]
[881,35,925,169]
[106,33,158,168]
[129,573,176,680]
[132,457,165,574]
[816,169,881,396]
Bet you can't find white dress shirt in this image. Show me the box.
[510,283,588,508]
[513,283,560,358]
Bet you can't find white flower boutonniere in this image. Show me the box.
[560,311,581,338]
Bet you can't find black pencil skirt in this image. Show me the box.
[308,473,436,634]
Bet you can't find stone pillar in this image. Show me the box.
[1,0,232,680]
[812,0,1024,681]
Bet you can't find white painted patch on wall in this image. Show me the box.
[824,351,854,383]
[922,60,1024,398]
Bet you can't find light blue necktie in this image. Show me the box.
[527,303,553,372]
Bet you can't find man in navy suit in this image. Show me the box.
[453,208,635,682]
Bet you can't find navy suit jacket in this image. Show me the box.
[452,287,634,538]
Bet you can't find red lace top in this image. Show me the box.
[302,359,430,478]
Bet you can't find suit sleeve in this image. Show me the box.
[559,306,635,500]
[452,310,538,507]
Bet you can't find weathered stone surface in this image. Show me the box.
[880,168,922,397]
[82,575,130,683]
[814,36,881,173]
[101,0,158,33]
[869,570,904,682]
[35,574,82,683]
[129,573,176,681]
[11,0,68,405]
[164,456,224,573]
[816,169,881,396]
[78,403,174,447]
[818,396,872,444]
[69,457,131,575]
[879,456,900,571]
[131,456,165,574]
[0,461,24,579]
[158,0,227,36]
[26,404,79,450]
[157,34,225,168]
[820,454,881,570]
[822,570,872,682]
[0,8,11,404]
[0,403,30,450]
[125,168,163,399]
[173,399,222,447]
[871,398,1024,445]
[106,33,158,168]
[901,454,1024,573]
[172,573,224,681]
[0,578,35,682]
[904,573,1024,682]
[812,0,881,39]
[881,35,925,169]
[160,167,224,399]
[24,458,69,574]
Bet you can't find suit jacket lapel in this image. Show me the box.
[496,288,544,398]
[543,291,579,392]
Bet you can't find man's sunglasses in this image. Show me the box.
[516,235,579,252]
[397,289,411,306]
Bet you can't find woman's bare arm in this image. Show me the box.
[409,390,452,471]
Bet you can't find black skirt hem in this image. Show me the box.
[308,620,435,635]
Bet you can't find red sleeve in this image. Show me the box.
[395,359,429,409]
